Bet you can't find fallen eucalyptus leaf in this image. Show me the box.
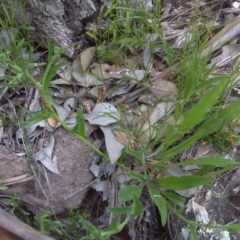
[185,197,209,224]
[90,63,112,79]
[72,55,84,82]
[34,135,59,174]
[139,102,175,144]
[148,79,177,98]
[116,167,132,188]
[101,124,125,164]
[81,47,96,70]
[200,15,240,58]
[56,57,72,82]
[128,70,146,83]
[92,179,109,201]
[84,102,120,126]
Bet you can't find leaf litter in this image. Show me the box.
[3,1,240,239]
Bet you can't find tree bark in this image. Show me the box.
[0,0,153,58]
[0,0,101,57]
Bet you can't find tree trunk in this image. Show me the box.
[0,0,153,58]
[0,0,101,57]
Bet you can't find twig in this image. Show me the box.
[4,174,34,186]
[0,207,54,240]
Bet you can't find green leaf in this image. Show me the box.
[189,224,199,240]
[199,99,240,138]
[79,217,99,234]
[72,108,86,138]
[148,183,167,226]
[156,176,213,190]
[161,125,184,149]
[131,193,142,217]
[174,101,183,122]
[21,111,54,126]
[161,130,204,161]
[124,148,143,161]
[86,31,98,41]
[197,76,228,90]
[42,61,69,90]
[162,192,185,207]
[118,184,144,202]
[107,206,131,215]
[194,165,215,176]
[171,157,240,168]
[177,77,229,132]
[183,64,196,102]
[109,216,119,229]
[117,163,145,182]
[127,168,145,182]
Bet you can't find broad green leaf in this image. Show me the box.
[118,184,144,202]
[197,76,228,90]
[116,165,145,182]
[99,217,120,239]
[123,148,142,161]
[224,224,240,231]
[170,157,240,168]
[109,216,119,229]
[162,192,185,207]
[183,63,196,102]
[72,108,86,139]
[177,77,229,132]
[101,215,131,238]
[107,206,131,215]
[194,165,215,176]
[199,99,240,138]
[189,224,199,240]
[156,176,212,190]
[42,61,69,90]
[131,193,143,217]
[117,163,145,182]
[161,130,204,161]
[79,217,99,234]
[174,101,183,122]
[128,170,145,182]
[148,184,167,226]
[161,125,184,150]
[21,111,54,126]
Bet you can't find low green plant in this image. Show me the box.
[0,181,7,190]
[79,2,240,240]
[86,0,162,63]
[1,0,240,239]
[34,211,62,236]
[3,195,30,217]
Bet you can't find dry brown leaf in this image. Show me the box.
[113,130,138,150]
[147,79,177,98]
[81,47,96,70]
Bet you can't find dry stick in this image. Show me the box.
[0,208,54,240]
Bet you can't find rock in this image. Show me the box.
[28,128,94,214]
[0,145,30,181]
[0,128,94,215]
